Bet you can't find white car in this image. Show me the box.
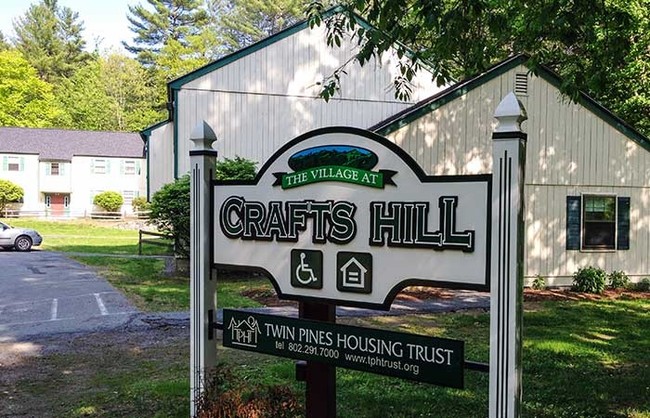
[0,221,43,251]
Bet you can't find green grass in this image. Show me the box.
[3,300,648,417]
[2,218,172,255]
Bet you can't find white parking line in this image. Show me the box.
[51,299,58,321]
[94,293,109,315]
[0,311,139,328]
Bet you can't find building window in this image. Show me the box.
[122,190,138,205]
[49,162,61,175]
[6,156,22,171]
[63,195,70,208]
[45,195,51,207]
[566,195,630,251]
[582,195,616,250]
[123,160,137,175]
[93,159,107,174]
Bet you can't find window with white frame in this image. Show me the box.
[123,160,137,175]
[122,190,138,205]
[92,159,107,174]
[5,156,22,171]
[49,162,63,175]
[566,194,630,251]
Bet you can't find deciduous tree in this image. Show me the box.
[0,50,67,127]
[0,179,24,215]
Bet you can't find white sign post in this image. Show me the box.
[189,93,527,417]
[189,121,218,417]
[489,92,527,418]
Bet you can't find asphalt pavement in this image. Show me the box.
[0,250,138,340]
[0,249,490,340]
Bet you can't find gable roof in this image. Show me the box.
[370,54,650,153]
[0,127,144,161]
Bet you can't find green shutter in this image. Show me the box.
[120,160,125,175]
[90,159,94,172]
[2,156,7,171]
[46,163,51,175]
[19,157,25,171]
[617,197,630,250]
[566,196,581,250]
[136,161,141,174]
[106,160,111,174]
[60,163,65,176]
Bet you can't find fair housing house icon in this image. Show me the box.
[337,252,373,294]
[228,316,261,348]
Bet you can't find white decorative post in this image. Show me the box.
[189,121,218,417]
[489,92,527,418]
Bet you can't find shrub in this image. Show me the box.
[93,191,123,212]
[215,156,257,181]
[634,278,650,292]
[0,179,24,214]
[531,275,546,290]
[131,196,149,213]
[572,266,607,294]
[149,175,191,257]
[608,270,630,289]
[149,158,257,258]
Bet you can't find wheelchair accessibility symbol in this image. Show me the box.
[290,249,323,289]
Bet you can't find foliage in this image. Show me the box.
[572,266,607,294]
[307,0,650,137]
[531,275,546,291]
[93,191,124,212]
[196,364,302,418]
[0,31,9,51]
[0,179,25,214]
[218,0,307,52]
[608,270,630,289]
[215,156,258,180]
[0,50,67,127]
[131,196,150,213]
[13,0,90,82]
[56,53,162,131]
[634,277,650,292]
[149,175,191,257]
[149,158,257,257]
[123,0,211,67]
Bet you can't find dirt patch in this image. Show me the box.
[243,285,649,306]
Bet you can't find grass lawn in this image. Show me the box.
[4,299,647,417]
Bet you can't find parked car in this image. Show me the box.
[0,221,43,251]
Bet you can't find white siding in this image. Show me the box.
[1,153,40,211]
[172,23,443,178]
[385,65,650,282]
[147,122,174,196]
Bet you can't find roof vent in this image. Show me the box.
[515,73,528,96]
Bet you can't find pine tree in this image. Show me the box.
[219,0,307,52]
[12,0,89,82]
[123,0,210,66]
[0,31,9,51]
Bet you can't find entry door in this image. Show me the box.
[46,193,69,216]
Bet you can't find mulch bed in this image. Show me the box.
[242,286,649,307]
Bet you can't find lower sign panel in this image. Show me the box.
[223,310,464,388]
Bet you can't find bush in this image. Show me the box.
[531,275,546,290]
[634,278,650,292]
[148,157,257,258]
[608,270,630,289]
[572,266,607,294]
[0,179,24,214]
[93,191,124,212]
[149,175,191,257]
[215,156,257,181]
[131,196,150,213]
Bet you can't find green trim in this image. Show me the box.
[374,54,650,154]
[168,7,342,91]
[173,89,179,179]
[139,120,170,200]
[140,119,169,138]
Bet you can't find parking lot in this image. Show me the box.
[0,250,138,339]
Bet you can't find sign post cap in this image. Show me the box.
[494,92,527,133]
[190,120,218,150]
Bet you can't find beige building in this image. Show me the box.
[141,8,444,197]
[372,55,650,285]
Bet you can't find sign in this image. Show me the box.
[223,309,465,388]
[214,127,491,309]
